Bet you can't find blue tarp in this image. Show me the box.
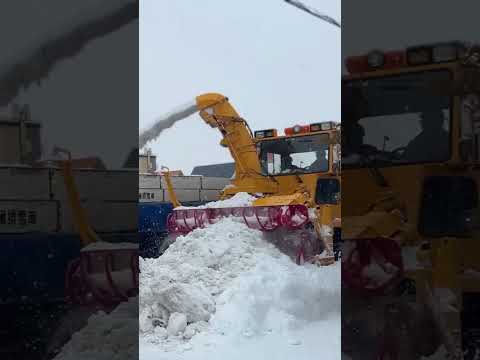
[1,231,138,303]
[1,233,81,303]
[139,202,173,258]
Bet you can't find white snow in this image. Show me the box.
[343,240,400,288]
[362,261,399,289]
[139,217,340,360]
[320,224,333,237]
[167,313,188,336]
[53,297,138,360]
[176,192,257,209]
[157,283,216,323]
[139,99,198,149]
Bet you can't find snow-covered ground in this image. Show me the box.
[139,217,340,360]
[53,193,339,359]
[53,297,138,360]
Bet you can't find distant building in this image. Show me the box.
[0,104,42,165]
[191,162,235,178]
[139,148,157,174]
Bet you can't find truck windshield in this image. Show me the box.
[342,70,452,167]
[259,133,330,175]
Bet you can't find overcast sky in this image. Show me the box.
[140,0,341,175]
[5,1,473,173]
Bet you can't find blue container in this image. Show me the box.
[0,233,81,303]
[139,202,174,258]
[0,231,139,304]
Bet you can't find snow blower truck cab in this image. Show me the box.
[342,42,480,357]
[163,93,341,266]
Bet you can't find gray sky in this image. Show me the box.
[1,0,137,168]
[140,0,340,175]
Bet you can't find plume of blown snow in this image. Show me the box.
[139,100,198,149]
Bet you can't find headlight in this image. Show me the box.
[255,131,265,139]
[320,122,333,130]
[255,129,277,138]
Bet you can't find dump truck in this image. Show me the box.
[141,93,341,265]
[341,41,480,358]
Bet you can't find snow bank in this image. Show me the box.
[176,192,256,209]
[158,283,216,323]
[167,313,188,336]
[54,297,138,360]
[139,218,270,334]
[140,217,340,359]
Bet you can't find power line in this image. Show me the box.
[284,0,341,28]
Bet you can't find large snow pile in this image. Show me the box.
[54,297,138,360]
[177,192,256,209]
[140,217,340,360]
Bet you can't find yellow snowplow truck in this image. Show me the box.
[148,93,341,265]
[341,41,480,358]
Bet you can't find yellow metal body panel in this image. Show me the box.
[161,166,182,208]
[342,57,480,353]
[61,160,101,246]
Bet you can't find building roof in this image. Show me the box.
[191,162,235,178]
